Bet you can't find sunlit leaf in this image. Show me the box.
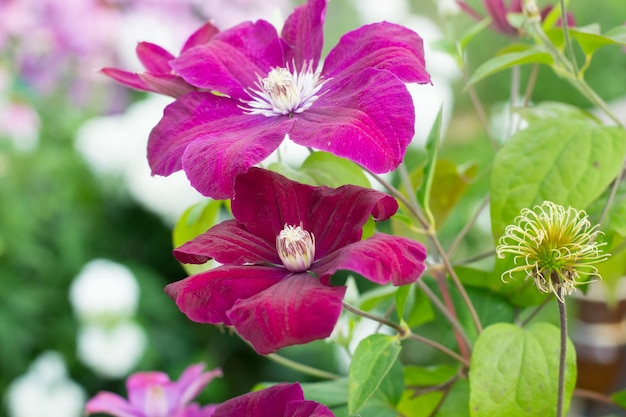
[467,46,552,86]
[469,323,576,417]
[348,334,402,414]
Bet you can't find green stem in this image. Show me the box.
[559,0,579,75]
[266,353,342,380]
[556,294,568,417]
[342,302,469,366]
[447,195,490,258]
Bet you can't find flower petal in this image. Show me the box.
[148,92,293,198]
[181,117,293,199]
[177,365,223,406]
[136,41,174,73]
[85,392,140,417]
[174,220,280,265]
[139,72,196,98]
[322,22,430,84]
[182,22,220,52]
[227,274,346,354]
[165,265,289,325]
[286,401,336,417]
[312,234,427,286]
[291,67,415,174]
[100,67,151,92]
[172,20,287,99]
[212,383,304,417]
[232,168,398,258]
[126,372,172,414]
[281,0,326,68]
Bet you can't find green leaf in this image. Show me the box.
[546,24,626,57]
[437,379,470,417]
[515,101,601,124]
[611,388,626,409]
[417,108,443,227]
[429,160,477,227]
[358,360,405,417]
[397,365,460,417]
[348,334,402,414]
[469,322,577,417]
[172,199,224,275]
[490,118,626,239]
[395,284,412,322]
[299,378,349,408]
[467,46,553,86]
[300,151,370,188]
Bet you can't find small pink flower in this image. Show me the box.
[85,363,222,417]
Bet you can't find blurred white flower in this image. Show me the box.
[195,0,289,29]
[5,351,86,417]
[69,258,140,322]
[77,322,147,379]
[75,96,204,225]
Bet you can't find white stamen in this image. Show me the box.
[276,223,316,272]
[240,61,329,117]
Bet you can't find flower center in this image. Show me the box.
[240,61,328,117]
[276,223,315,272]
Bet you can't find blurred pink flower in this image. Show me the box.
[85,363,222,417]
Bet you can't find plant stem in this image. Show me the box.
[559,0,579,75]
[342,302,469,366]
[556,294,568,417]
[365,167,484,335]
[266,353,341,380]
[519,295,553,327]
[408,333,470,368]
[447,195,490,258]
[416,279,473,350]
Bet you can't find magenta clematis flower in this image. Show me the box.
[456,0,576,36]
[456,0,523,35]
[101,22,219,98]
[211,383,335,417]
[85,363,222,417]
[147,0,431,199]
[165,168,427,354]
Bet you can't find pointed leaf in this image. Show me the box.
[173,199,224,275]
[417,108,443,227]
[469,322,576,417]
[348,334,402,414]
[490,118,626,239]
[467,46,553,86]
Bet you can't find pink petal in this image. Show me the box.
[165,265,289,325]
[85,392,140,417]
[182,22,220,52]
[281,0,326,69]
[136,42,175,73]
[212,383,303,417]
[100,67,151,92]
[311,233,426,285]
[227,274,346,354]
[313,234,427,286]
[174,220,280,265]
[148,93,293,199]
[139,72,195,98]
[291,68,416,175]
[322,22,430,84]
[180,117,293,199]
[177,365,223,406]
[172,20,286,99]
[126,372,171,412]
[286,401,336,417]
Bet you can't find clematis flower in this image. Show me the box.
[85,363,222,417]
[165,168,427,354]
[147,0,431,199]
[496,201,608,302]
[456,0,575,37]
[211,383,335,417]
[101,22,219,98]
[456,0,523,36]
